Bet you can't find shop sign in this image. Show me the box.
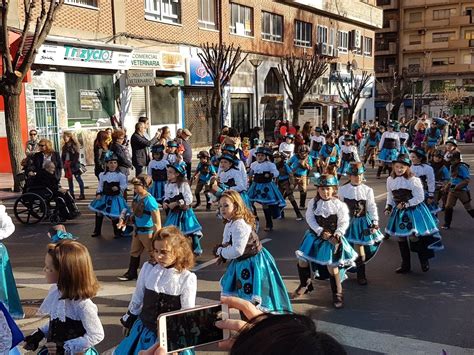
[130,51,185,72]
[126,70,156,87]
[189,58,213,86]
[80,90,102,111]
[35,43,132,70]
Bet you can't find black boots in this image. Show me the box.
[355,257,367,285]
[290,200,304,221]
[118,256,140,281]
[418,253,430,272]
[292,264,314,298]
[91,213,103,237]
[443,207,453,229]
[396,240,411,274]
[193,192,201,209]
[300,192,307,209]
[329,275,343,309]
[468,209,474,218]
[376,166,383,178]
[263,208,273,231]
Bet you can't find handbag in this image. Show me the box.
[79,163,88,174]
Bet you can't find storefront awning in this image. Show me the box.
[155,75,184,86]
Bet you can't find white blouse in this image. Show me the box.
[398,132,409,144]
[128,262,197,316]
[310,135,326,148]
[386,176,425,208]
[279,142,295,156]
[340,145,360,161]
[379,131,400,150]
[147,159,169,174]
[97,171,128,193]
[249,161,279,177]
[37,285,104,354]
[411,164,435,194]
[218,168,248,193]
[338,184,379,224]
[164,182,193,205]
[305,198,350,237]
[0,205,15,240]
[217,219,252,260]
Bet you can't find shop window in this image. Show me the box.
[145,0,181,24]
[430,80,444,93]
[261,11,283,42]
[230,3,253,36]
[199,0,216,30]
[432,31,456,43]
[149,86,179,125]
[65,0,98,8]
[264,68,281,94]
[337,31,348,53]
[409,12,422,23]
[294,20,312,47]
[463,79,474,92]
[65,73,115,127]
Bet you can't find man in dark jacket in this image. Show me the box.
[177,129,193,180]
[130,121,159,176]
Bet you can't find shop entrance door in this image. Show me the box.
[231,98,251,136]
[34,89,60,151]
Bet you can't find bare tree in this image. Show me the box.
[198,43,248,143]
[1,0,64,191]
[334,69,371,127]
[379,68,412,122]
[278,48,328,126]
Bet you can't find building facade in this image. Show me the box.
[5,0,382,156]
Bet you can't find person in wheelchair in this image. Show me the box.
[26,161,80,221]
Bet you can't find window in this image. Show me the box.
[409,12,422,23]
[199,0,216,30]
[264,68,281,94]
[432,57,455,66]
[363,37,373,56]
[414,80,423,94]
[145,0,180,24]
[261,12,283,42]
[65,0,98,8]
[464,30,474,40]
[317,25,328,44]
[430,80,444,93]
[409,34,422,45]
[433,8,456,20]
[337,31,349,53]
[294,20,312,47]
[432,31,456,42]
[463,54,474,64]
[463,78,474,92]
[150,86,179,125]
[230,3,253,36]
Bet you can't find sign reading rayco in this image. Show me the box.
[35,43,132,70]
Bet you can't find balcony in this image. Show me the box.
[376,65,397,77]
[450,15,472,26]
[378,19,399,33]
[375,41,397,55]
[401,0,463,9]
[428,63,474,75]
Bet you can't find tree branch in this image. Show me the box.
[1,0,13,75]
[13,0,37,70]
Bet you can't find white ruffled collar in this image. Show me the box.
[314,198,340,218]
[38,284,67,322]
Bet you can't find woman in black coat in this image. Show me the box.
[109,129,133,176]
[31,139,62,181]
[61,131,85,200]
[93,130,110,179]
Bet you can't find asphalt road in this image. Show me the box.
[4,146,474,354]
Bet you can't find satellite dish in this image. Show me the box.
[351,59,358,70]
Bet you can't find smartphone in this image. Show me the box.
[158,303,230,353]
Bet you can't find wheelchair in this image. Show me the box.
[13,186,78,225]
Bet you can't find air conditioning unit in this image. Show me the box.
[334,48,339,57]
[327,45,334,56]
[349,30,361,50]
[318,43,328,56]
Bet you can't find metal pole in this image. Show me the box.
[255,67,259,128]
[412,80,416,120]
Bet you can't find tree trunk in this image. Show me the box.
[3,89,25,192]
[210,89,222,143]
[292,101,302,127]
[347,110,354,129]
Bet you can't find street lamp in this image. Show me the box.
[250,58,263,127]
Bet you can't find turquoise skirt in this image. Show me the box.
[0,243,24,319]
[378,148,398,163]
[164,209,202,235]
[220,248,292,313]
[248,181,286,208]
[89,195,129,218]
[149,181,166,204]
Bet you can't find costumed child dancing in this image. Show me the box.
[398,124,410,155]
[118,175,161,281]
[364,126,380,168]
[115,226,196,355]
[148,144,168,205]
[376,122,400,179]
[337,134,360,178]
[247,147,286,232]
[163,162,203,256]
[319,132,341,175]
[279,134,295,157]
[190,150,217,210]
[384,154,443,273]
[0,205,24,319]
[309,127,326,163]
[430,149,450,211]
[338,163,383,285]
[288,145,314,209]
[294,174,358,309]
[214,190,292,312]
[23,240,104,354]
[165,140,181,164]
[409,148,440,216]
[274,152,304,221]
[89,152,129,238]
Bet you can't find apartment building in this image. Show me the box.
[5,0,382,152]
[375,0,474,121]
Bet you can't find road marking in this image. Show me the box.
[317,320,473,354]
[192,238,272,272]
[374,192,387,201]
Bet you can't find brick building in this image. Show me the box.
[5,0,382,152]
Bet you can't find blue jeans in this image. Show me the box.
[68,174,85,197]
